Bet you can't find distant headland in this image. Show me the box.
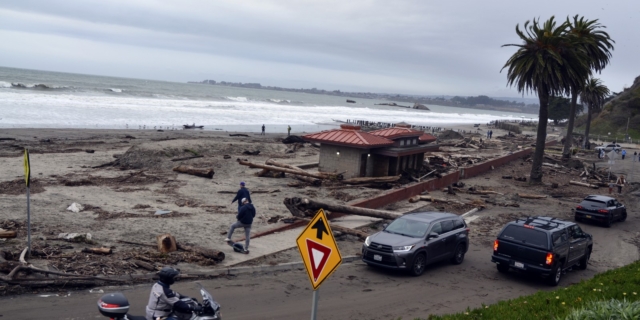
[188,79,539,114]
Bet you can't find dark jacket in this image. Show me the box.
[231,187,251,206]
[237,203,256,225]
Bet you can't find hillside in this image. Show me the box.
[576,75,640,141]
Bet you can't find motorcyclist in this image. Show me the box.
[146,266,202,320]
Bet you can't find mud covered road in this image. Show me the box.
[2,211,637,320]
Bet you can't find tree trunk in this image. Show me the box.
[570,180,599,189]
[132,260,156,271]
[265,159,306,172]
[176,243,226,262]
[562,88,579,159]
[530,88,550,183]
[283,197,400,220]
[516,193,547,199]
[584,105,593,147]
[294,175,322,186]
[172,165,214,178]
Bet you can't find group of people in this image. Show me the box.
[260,124,292,136]
[486,130,493,139]
[145,182,256,319]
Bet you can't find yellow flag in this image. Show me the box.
[24,149,30,188]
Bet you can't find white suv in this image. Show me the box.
[595,143,621,152]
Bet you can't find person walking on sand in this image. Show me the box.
[616,175,626,194]
[231,181,251,210]
[287,125,291,136]
[621,149,627,160]
[224,198,255,254]
[634,151,637,162]
[261,124,265,135]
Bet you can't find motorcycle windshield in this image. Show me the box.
[199,285,220,310]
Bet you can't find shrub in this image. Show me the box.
[564,299,640,320]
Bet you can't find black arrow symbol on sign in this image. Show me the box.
[311,218,329,240]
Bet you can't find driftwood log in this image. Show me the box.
[570,180,599,189]
[341,175,401,185]
[132,259,156,271]
[173,165,214,179]
[408,195,466,206]
[171,155,204,162]
[238,159,342,180]
[256,169,285,178]
[157,233,177,253]
[176,243,225,262]
[81,247,113,255]
[516,193,547,199]
[283,197,399,220]
[294,175,322,186]
[0,230,17,238]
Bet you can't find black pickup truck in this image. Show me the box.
[491,216,593,286]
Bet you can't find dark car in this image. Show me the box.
[491,216,593,286]
[574,195,627,227]
[362,212,469,276]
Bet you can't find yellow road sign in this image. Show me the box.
[24,149,30,188]
[296,209,342,290]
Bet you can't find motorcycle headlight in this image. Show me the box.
[393,245,414,252]
[364,236,371,247]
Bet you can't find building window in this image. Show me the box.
[413,138,417,145]
[400,140,405,146]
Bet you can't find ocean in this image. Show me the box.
[0,66,536,133]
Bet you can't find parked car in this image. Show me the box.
[594,143,621,153]
[575,195,627,227]
[491,216,592,286]
[362,212,469,276]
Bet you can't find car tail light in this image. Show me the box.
[576,205,584,209]
[598,209,609,213]
[493,240,499,251]
[545,252,553,265]
[466,227,470,233]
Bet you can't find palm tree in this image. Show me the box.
[561,16,615,158]
[581,78,610,148]
[502,17,590,183]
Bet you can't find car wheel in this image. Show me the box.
[410,253,427,276]
[620,211,627,222]
[548,264,562,286]
[577,249,591,270]
[497,263,510,273]
[450,244,465,265]
[604,216,612,228]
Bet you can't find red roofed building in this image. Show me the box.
[303,124,438,178]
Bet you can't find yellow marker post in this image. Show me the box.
[296,209,342,319]
[24,149,31,257]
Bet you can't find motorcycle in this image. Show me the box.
[97,283,222,320]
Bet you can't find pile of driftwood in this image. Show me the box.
[438,137,484,149]
[238,158,402,188]
[0,232,225,290]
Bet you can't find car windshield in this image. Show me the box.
[580,199,606,208]
[385,218,430,238]
[499,225,548,249]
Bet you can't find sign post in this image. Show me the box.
[296,209,342,320]
[24,149,31,258]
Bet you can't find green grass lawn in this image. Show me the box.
[422,261,640,320]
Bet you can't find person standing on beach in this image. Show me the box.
[616,175,626,194]
[287,125,291,136]
[634,151,637,162]
[231,182,251,210]
[224,198,255,254]
[261,124,265,135]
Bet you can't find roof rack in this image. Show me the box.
[515,216,563,229]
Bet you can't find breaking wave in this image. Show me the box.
[224,96,248,102]
[10,82,69,90]
[0,81,11,88]
[108,88,123,93]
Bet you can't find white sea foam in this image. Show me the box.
[108,88,123,93]
[0,81,10,88]
[225,96,248,102]
[0,90,534,129]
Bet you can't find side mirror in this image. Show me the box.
[427,232,439,240]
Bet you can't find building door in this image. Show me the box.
[359,154,368,177]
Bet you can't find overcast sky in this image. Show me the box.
[0,0,638,97]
